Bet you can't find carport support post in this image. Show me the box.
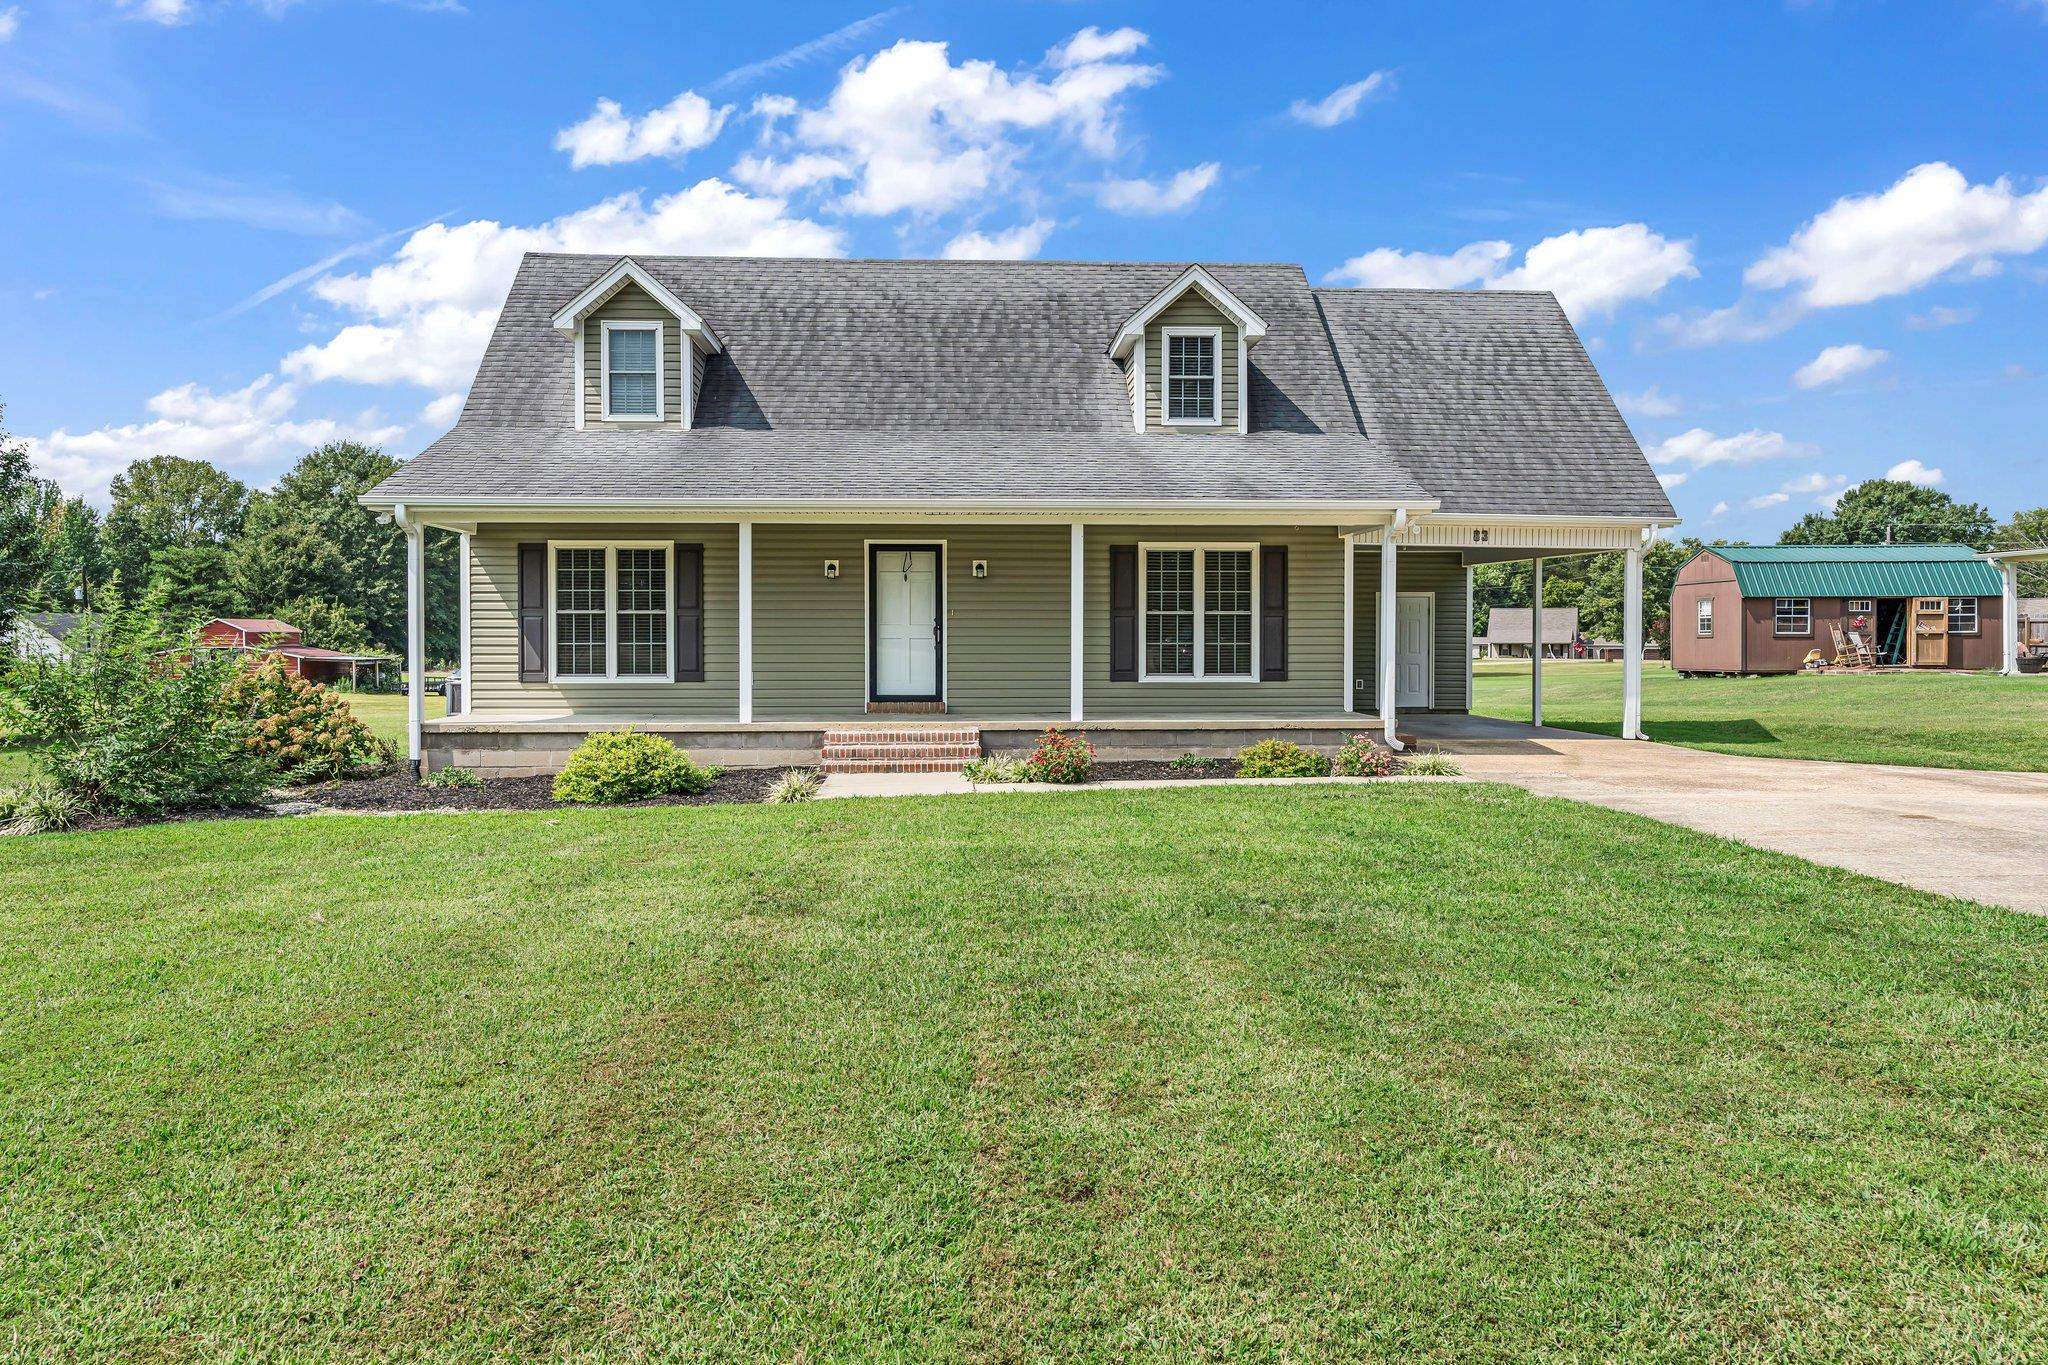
[1378,528,1402,749]
[1623,543,1646,740]
[1530,557,1544,728]
[2003,560,2022,676]
[398,506,426,774]
[1342,534,1355,713]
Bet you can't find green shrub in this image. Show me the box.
[5,612,270,816]
[1333,734,1394,777]
[222,657,392,782]
[963,756,1029,784]
[1167,751,1223,773]
[1023,728,1094,784]
[422,765,484,790]
[764,768,823,803]
[0,777,84,836]
[1235,738,1332,779]
[551,730,719,805]
[1402,751,1463,777]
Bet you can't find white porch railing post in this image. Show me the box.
[738,521,754,723]
[2004,560,2022,676]
[400,508,425,771]
[1623,543,1645,740]
[1378,530,1401,749]
[1342,533,1355,713]
[1069,522,1085,722]
[1530,556,1544,729]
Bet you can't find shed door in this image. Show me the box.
[1911,597,1948,668]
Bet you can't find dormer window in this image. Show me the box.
[1163,327,1220,425]
[601,320,663,421]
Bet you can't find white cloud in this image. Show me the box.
[1649,427,1813,470]
[420,391,466,428]
[730,151,852,195]
[554,92,731,169]
[1709,500,1730,518]
[767,34,1163,216]
[282,180,843,392]
[942,218,1054,260]
[1616,385,1681,418]
[1287,73,1390,128]
[1094,162,1220,216]
[1792,342,1890,390]
[139,174,367,236]
[1885,458,1943,486]
[704,7,904,94]
[1749,471,1849,510]
[23,376,403,504]
[1905,304,1976,329]
[1047,24,1146,67]
[1325,224,1694,318]
[0,7,20,41]
[1658,471,1688,489]
[1654,298,1803,347]
[117,0,190,23]
[1746,161,2048,308]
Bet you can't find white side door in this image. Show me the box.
[1396,595,1433,708]
[873,548,939,698]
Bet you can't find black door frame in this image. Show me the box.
[867,543,945,702]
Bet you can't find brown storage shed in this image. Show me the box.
[1671,545,2006,675]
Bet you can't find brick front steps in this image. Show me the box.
[821,725,982,774]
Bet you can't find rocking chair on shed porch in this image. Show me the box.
[1829,622,1877,670]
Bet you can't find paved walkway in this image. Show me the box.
[1405,715,2048,915]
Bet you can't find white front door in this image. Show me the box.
[1392,594,1433,708]
[872,547,940,699]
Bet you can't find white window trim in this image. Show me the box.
[1845,598,1874,614]
[1773,597,1811,637]
[1697,598,1714,637]
[1138,541,1259,682]
[548,540,674,684]
[1948,597,1980,635]
[599,319,665,423]
[1159,325,1224,427]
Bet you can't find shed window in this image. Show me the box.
[1162,327,1219,424]
[1696,598,1713,637]
[1774,598,1811,636]
[1845,598,1874,614]
[1948,597,1978,634]
[601,321,662,420]
[551,543,671,681]
[1142,545,1256,680]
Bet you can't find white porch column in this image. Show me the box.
[2004,560,2023,676]
[1342,534,1355,713]
[399,507,425,769]
[1623,543,1645,740]
[737,520,754,723]
[456,531,471,717]
[1530,556,1544,729]
[1378,530,1402,749]
[1069,521,1085,721]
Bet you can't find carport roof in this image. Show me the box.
[1707,545,2004,598]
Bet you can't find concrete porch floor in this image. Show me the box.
[1403,714,2048,916]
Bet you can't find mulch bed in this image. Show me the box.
[1088,758,1242,782]
[309,766,793,813]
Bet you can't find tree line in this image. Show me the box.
[1,403,458,663]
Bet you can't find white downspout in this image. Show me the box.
[394,504,427,773]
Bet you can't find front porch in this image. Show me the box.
[390,508,1659,773]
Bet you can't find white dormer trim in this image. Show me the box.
[1108,265,1268,361]
[551,257,724,354]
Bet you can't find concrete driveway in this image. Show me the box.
[1405,715,2048,916]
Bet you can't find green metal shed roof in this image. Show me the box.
[1705,545,2003,598]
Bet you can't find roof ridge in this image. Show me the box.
[522,251,1308,269]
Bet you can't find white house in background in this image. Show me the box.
[7,612,89,662]
[1477,607,1580,660]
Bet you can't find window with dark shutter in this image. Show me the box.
[674,542,705,681]
[1260,545,1288,680]
[1109,545,1138,681]
[517,542,547,681]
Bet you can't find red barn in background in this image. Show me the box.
[196,617,390,687]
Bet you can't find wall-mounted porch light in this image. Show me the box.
[823,559,841,579]
[972,560,989,578]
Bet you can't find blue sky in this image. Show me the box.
[3,0,2044,539]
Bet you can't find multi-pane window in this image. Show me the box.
[1948,597,1978,633]
[1774,598,1811,636]
[603,322,660,419]
[1164,329,1218,423]
[1846,598,1874,614]
[1696,598,1714,637]
[1142,545,1256,680]
[552,544,671,680]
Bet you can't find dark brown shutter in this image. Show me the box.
[1260,545,1288,680]
[1109,545,1138,681]
[517,542,547,682]
[673,542,704,682]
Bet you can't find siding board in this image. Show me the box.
[581,282,687,430]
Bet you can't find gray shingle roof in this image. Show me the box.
[367,254,1667,517]
[1481,607,1581,645]
[1312,288,1675,519]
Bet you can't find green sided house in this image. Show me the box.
[362,255,1675,774]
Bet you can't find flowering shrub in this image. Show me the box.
[1235,738,1332,778]
[962,756,1029,784]
[1333,734,1394,777]
[221,657,392,782]
[1023,728,1095,784]
[552,730,719,804]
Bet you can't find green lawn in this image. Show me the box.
[1475,659,2048,772]
[4,787,2044,1359]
